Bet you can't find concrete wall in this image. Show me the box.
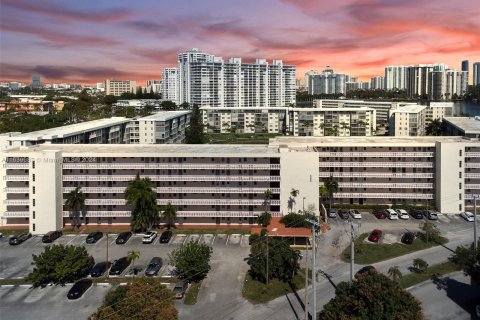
[435,141,463,213]
[279,148,319,216]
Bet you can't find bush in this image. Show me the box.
[280,212,318,228]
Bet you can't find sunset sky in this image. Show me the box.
[1,0,479,85]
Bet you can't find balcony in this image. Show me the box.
[62,211,131,218]
[465,152,480,157]
[4,199,29,205]
[319,172,433,178]
[156,187,281,194]
[156,199,281,206]
[62,163,280,170]
[63,187,126,193]
[316,152,434,157]
[465,184,480,189]
[465,173,480,178]
[4,175,29,181]
[319,162,432,168]
[336,192,433,199]
[465,163,480,168]
[337,182,433,189]
[63,175,280,182]
[3,211,29,218]
[3,187,29,193]
[3,163,29,169]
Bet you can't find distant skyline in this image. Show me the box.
[1,0,479,85]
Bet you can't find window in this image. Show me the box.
[32,186,35,194]
[32,161,35,169]
[459,161,462,167]
[33,211,35,219]
[33,224,36,232]
[459,183,462,189]
[459,172,462,178]
[459,150,462,157]
[459,194,462,200]
[32,174,35,181]
[33,199,35,206]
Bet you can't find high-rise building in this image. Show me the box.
[370,76,384,90]
[461,60,469,72]
[32,75,41,88]
[105,79,136,96]
[384,66,407,90]
[164,48,296,108]
[473,62,480,86]
[307,67,349,95]
[162,68,179,103]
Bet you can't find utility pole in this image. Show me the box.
[425,202,429,244]
[304,243,309,320]
[474,195,478,251]
[350,222,355,282]
[303,197,306,212]
[266,231,269,285]
[305,218,320,320]
[105,232,109,279]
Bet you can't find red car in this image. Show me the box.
[368,229,382,242]
[372,209,387,219]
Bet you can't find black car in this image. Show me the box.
[159,230,173,244]
[42,230,62,243]
[338,209,349,220]
[423,210,438,220]
[145,257,163,276]
[109,257,130,276]
[67,279,92,300]
[401,232,415,245]
[115,231,132,245]
[9,233,32,245]
[354,265,376,279]
[90,261,112,277]
[410,210,424,219]
[86,232,103,244]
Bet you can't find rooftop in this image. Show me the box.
[443,117,480,134]
[7,117,131,141]
[391,104,426,113]
[136,111,191,121]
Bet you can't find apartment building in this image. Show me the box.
[384,66,407,90]
[124,111,191,144]
[388,105,427,136]
[306,67,349,95]
[2,136,478,234]
[161,68,179,104]
[164,49,296,108]
[474,62,480,86]
[443,117,480,138]
[105,80,137,97]
[370,76,384,90]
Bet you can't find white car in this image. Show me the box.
[349,209,362,219]
[142,231,158,244]
[396,209,409,220]
[386,209,398,220]
[460,211,474,222]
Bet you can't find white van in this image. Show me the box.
[386,209,398,220]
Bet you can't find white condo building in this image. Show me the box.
[161,68,179,104]
[388,105,427,136]
[384,66,407,90]
[306,67,349,95]
[162,48,296,108]
[370,76,384,90]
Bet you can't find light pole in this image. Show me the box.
[305,218,320,320]
[266,231,269,285]
[474,195,478,251]
[303,197,306,212]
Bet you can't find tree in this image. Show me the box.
[263,189,273,212]
[185,104,205,144]
[319,271,423,319]
[413,258,429,273]
[290,188,299,212]
[65,185,86,229]
[256,211,272,227]
[425,118,443,136]
[449,241,480,285]
[103,95,118,105]
[325,175,338,212]
[160,100,177,111]
[179,102,190,110]
[319,184,329,204]
[169,241,213,283]
[161,202,177,229]
[280,212,318,228]
[247,236,300,283]
[127,250,140,280]
[418,221,442,243]
[124,174,159,232]
[27,244,94,287]
[89,277,178,320]
[387,266,402,282]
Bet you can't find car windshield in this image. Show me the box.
[173,287,183,293]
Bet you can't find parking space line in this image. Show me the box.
[211,234,216,245]
[66,236,77,245]
[110,239,116,245]
[240,235,244,245]
[198,235,203,244]
[182,235,188,246]
[226,234,230,245]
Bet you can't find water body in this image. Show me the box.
[452,101,480,117]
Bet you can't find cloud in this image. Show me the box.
[2,0,131,24]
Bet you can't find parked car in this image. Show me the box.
[338,209,349,220]
[386,209,398,220]
[460,211,474,222]
[145,257,163,277]
[354,265,376,279]
[423,210,438,220]
[90,261,112,277]
[125,267,143,277]
[327,208,337,218]
[142,231,158,244]
[396,209,409,220]
[115,231,132,245]
[368,229,382,243]
[349,209,362,219]
[372,209,387,219]
[410,209,424,219]
[9,232,32,245]
[401,232,415,245]
[86,231,103,244]
[67,279,92,300]
[42,230,62,243]
[159,230,173,244]
[173,280,188,299]
[109,257,131,276]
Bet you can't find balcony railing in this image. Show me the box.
[62,211,131,218]
[4,175,29,181]
[3,187,29,193]
[4,199,29,205]
[465,184,480,189]
[3,163,29,169]
[63,175,280,182]
[63,163,280,170]
[316,152,434,157]
[466,152,480,157]
[156,187,281,194]
[465,163,480,168]
[319,172,433,178]
[3,211,29,217]
[465,173,480,178]
[63,187,126,193]
[337,183,433,189]
[319,162,432,168]
[156,199,281,206]
[61,210,280,218]
[335,192,433,199]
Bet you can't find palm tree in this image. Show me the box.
[263,189,273,212]
[319,184,329,204]
[256,211,272,227]
[161,202,177,230]
[290,188,299,212]
[387,266,402,282]
[65,185,86,229]
[340,121,349,136]
[319,123,326,136]
[124,174,159,232]
[325,175,338,212]
[127,250,140,281]
[413,258,428,273]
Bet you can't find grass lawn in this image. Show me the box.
[0,228,28,236]
[242,270,306,304]
[207,133,282,144]
[341,233,448,264]
[172,228,251,235]
[400,261,460,288]
[184,281,202,305]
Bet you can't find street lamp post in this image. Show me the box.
[474,195,478,251]
[303,197,306,212]
[305,218,320,320]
